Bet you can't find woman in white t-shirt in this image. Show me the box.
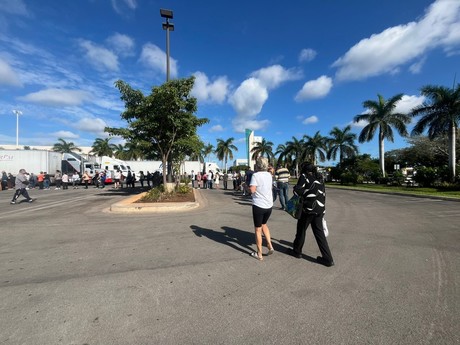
[249,157,275,261]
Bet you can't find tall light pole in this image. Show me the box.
[12,109,22,148]
[160,8,174,82]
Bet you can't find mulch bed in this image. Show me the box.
[136,190,195,203]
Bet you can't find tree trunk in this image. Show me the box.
[379,129,385,177]
[448,123,456,182]
[161,155,168,186]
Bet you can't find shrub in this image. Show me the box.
[413,166,439,187]
[176,183,191,194]
[140,185,166,202]
[340,171,358,185]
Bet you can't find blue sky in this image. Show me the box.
[0,0,459,164]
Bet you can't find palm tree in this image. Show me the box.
[302,131,327,166]
[215,138,238,173]
[251,138,274,161]
[113,144,127,160]
[275,143,289,167]
[411,84,460,181]
[327,125,359,164]
[52,138,81,153]
[124,141,144,160]
[90,137,117,157]
[354,93,411,177]
[284,136,304,177]
[201,143,214,172]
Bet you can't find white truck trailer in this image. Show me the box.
[1,149,63,175]
[0,150,98,177]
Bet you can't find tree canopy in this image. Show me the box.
[105,76,208,185]
[52,138,81,153]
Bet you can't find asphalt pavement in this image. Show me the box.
[0,184,459,345]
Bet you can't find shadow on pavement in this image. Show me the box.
[191,225,254,255]
[190,224,311,259]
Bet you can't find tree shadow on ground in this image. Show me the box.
[97,186,150,197]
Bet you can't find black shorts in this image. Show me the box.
[252,205,272,227]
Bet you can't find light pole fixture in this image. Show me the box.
[12,109,22,148]
[160,8,174,82]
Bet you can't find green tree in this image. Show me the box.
[411,84,460,181]
[90,137,116,157]
[52,138,81,153]
[302,131,327,166]
[105,77,208,186]
[284,136,304,177]
[354,93,411,177]
[251,138,274,161]
[123,141,145,160]
[327,125,359,164]
[113,144,127,160]
[215,137,238,173]
[201,143,214,172]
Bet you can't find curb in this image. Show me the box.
[109,189,203,214]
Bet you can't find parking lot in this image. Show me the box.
[0,186,459,345]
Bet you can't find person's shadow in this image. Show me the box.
[191,225,314,260]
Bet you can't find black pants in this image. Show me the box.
[12,188,31,202]
[293,213,333,263]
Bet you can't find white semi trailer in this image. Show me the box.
[0,150,98,177]
[1,149,63,176]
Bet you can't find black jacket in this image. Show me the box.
[293,173,326,215]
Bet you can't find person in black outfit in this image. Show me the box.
[290,162,334,267]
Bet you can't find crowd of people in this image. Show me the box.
[4,160,334,267]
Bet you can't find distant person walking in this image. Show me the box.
[275,164,290,210]
[113,169,121,189]
[290,163,334,267]
[37,172,44,190]
[54,170,62,190]
[62,172,69,190]
[82,171,91,189]
[10,169,34,204]
[249,157,275,261]
[1,171,7,191]
[72,172,80,189]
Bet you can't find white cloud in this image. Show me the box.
[52,130,79,139]
[79,39,119,72]
[192,71,229,104]
[302,116,319,125]
[232,117,270,133]
[18,88,91,107]
[74,117,107,135]
[249,64,302,90]
[228,65,302,132]
[409,57,426,74]
[111,0,137,14]
[139,43,177,78]
[349,120,367,129]
[229,77,270,132]
[209,125,224,133]
[333,0,460,81]
[299,48,317,63]
[0,0,29,15]
[0,58,22,86]
[395,94,425,114]
[295,75,333,102]
[106,33,135,57]
[229,78,268,117]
